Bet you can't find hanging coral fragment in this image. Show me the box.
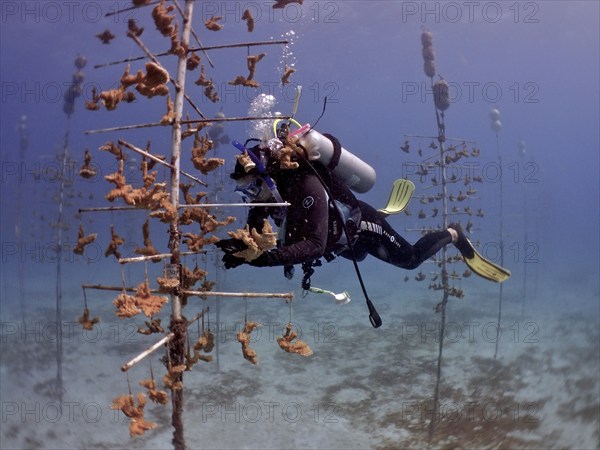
[191,134,225,174]
[277,323,313,356]
[111,393,157,437]
[73,224,97,255]
[237,321,261,364]
[242,9,255,32]
[76,307,100,330]
[79,149,96,179]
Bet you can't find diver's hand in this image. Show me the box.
[222,253,246,269]
[215,238,247,254]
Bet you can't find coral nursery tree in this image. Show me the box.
[76,1,293,448]
[401,29,487,443]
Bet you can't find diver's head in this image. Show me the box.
[230,145,275,203]
[232,173,273,203]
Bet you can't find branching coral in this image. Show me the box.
[151,0,176,37]
[103,155,169,210]
[96,29,116,44]
[203,83,220,102]
[228,75,259,88]
[203,214,236,234]
[136,62,170,98]
[134,280,168,317]
[160,95,175,125]
[181,183,203,206]
[134,219,159,258]
[127,18,144,37]
[149,194,178,223]
[139,378,169,405]
[277,322,313,356]
[168,26,184,56]
[105,160,144,205]
[79,149,96,179]
[194,65,220,102]
[156,275,179,293]
[235,150,256,172]
[138,160,155,187]
[179,183,209,225]
[100,141,125,160]
[276,141,301,170]
[186,330,215,368]
[194,64,211,86]
[190,134,224,174]
[187,52,201,71]
[86,86,136,111]
[181,264,208,290]
[113,292,141,318]
[76,307,100,330]
[237,321,261,365]
[227,219,277,261]
[101,87,134,110]
[182,115,210,140]
[200,279,217,292]
[137,318,164,335]
[144,62,170,87]
[120,64,145,88]
[84,93,101,111]
[182,232,219,253]
[105,225,125,259]
[228,53,266,88]
[163,363,185,390]
[114,279,168,318]
[281,66,295,85]
[73,224,97,255]
[205,16,224,31]
[139,378,169,404]
[111,393,157,436]
[242,9,255,32]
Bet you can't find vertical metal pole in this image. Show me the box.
[17,115,27,322]
[55,116,72,404]
[429,106,449,443]
[168,2,194,449]
[521,151,528,317]
[494,132,504,359]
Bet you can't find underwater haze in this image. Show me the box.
[1,1,599,449]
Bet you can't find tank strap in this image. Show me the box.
[323,133,342,171]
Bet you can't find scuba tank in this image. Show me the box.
[296,128,376,193]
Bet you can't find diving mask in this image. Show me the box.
[235,177,263,203]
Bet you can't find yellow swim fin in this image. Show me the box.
[463,242,511,283]
[378,179,415,216]
[450,223,510,283]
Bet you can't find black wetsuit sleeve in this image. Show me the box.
[249,173,329,267]
[246,205,270,231]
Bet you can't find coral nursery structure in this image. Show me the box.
[76,2,295,448]
[400,29,488,442]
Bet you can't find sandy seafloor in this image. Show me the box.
[1,258,598,450]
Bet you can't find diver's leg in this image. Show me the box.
[447,223,474,258]
[410,231,453,267]
[355,201,452,269]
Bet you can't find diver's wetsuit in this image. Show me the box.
[246,163,453,270]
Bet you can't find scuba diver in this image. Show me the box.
[216,126,510,288]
